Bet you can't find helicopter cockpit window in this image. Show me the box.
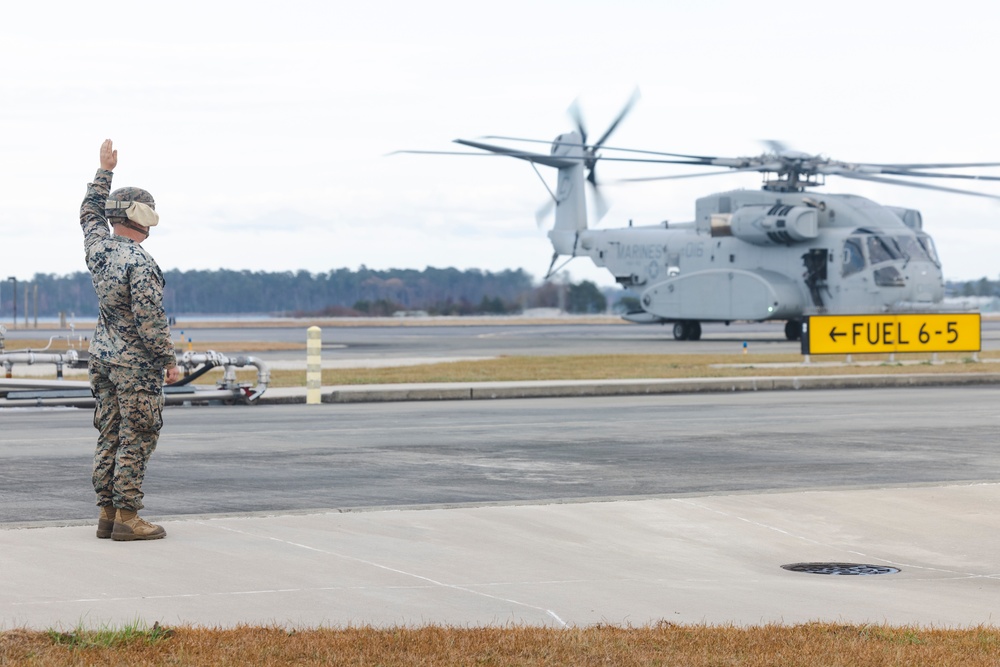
[842,238,865,277]
[874,266,906,287]
[917,233,941,266]
[891,234,933,264]
[866,235,901,265]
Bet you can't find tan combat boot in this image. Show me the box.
[96,505,116,539]
[112,509,166,541]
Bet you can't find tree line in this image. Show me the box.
[1,267,610,318]
[945,278,1000,298]
[5,270,996,321]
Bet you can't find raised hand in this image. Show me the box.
[100,139,118,172]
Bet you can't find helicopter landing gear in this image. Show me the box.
[672,320,702,341]
[784,320,802,341]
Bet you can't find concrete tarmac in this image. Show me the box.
[3,484,999,628]
[4,383,1000,629]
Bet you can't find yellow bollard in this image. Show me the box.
[306,326,322,405]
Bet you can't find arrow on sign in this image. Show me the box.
[829,327,846,343]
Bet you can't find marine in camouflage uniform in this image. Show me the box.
[80,139,179,541]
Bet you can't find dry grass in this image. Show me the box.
[222,351,1000,388]
[2,623,1000,666]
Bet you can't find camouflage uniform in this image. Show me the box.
[80,169,175,512]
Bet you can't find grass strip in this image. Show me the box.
[227,351,1000,388]
[3,624,1000,666]
[12,349,1000,387]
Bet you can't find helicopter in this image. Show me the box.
[400,93,1000,341]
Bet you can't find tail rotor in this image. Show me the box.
[547,88,640,225]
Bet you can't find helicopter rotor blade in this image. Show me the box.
[592,88,641,150]
[589,180,610,221]
[566,89,644,192]
[854,161,1000,170]
[828,169,1000,200]
[395,148,725,167]
[450,140,579,168]
[480,136,718,161]
[388,149,569,159]
[614,164,783,183]
[387,149,516,157]
[567,98,588,146]
[857,168,1000,182]
[535,198,555,228]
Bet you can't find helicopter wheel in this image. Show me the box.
[673,321,701,341]
[784,320,802,341]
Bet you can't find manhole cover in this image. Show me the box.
[781,562,900,576]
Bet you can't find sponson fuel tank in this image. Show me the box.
[640,268,804,321]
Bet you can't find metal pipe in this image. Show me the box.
[0,349,270,407]
[0,350,79,375]
[27,335,87,352]
[177,351,270,402]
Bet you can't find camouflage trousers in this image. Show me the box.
[89,358,165,511]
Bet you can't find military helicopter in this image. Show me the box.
[400,93,1000,340]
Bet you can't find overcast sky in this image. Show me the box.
[3,0,999,290]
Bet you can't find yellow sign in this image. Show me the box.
[802,313,981,355]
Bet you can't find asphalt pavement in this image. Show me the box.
[4,384,1000,629]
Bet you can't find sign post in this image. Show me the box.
[802,313,981,355]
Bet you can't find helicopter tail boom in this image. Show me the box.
[547,158,589,255]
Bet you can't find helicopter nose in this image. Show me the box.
[910,267,942,303]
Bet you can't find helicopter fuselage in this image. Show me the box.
[562,189,944,331]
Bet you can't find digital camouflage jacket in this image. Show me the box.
[80,169,176,371]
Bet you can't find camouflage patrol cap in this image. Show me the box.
[106,187,155,216]
[106,187,158,231]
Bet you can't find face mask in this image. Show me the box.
[105,200,160,228]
